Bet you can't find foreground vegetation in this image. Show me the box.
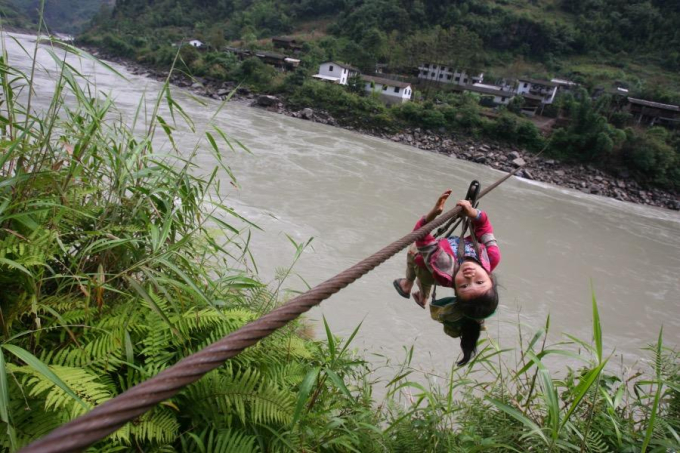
[0,39,678,452]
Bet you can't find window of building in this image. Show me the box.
[344,69,347,74]
[383,85,387,91]
[439,74,443,79]
[431,72,435,77]
[524,83,528,88]
[447,75,452,80]
[463,78,468,83]
[329,65,334,71]
[394,87,400,93]
[501,97,506,102]
[455,77,460,82]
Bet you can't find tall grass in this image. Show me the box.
[380,295,679,453]
[0,32,677,452]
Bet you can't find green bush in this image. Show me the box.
[621,128,680,189]
[236,57,278,90]
[287,80,388,126]
[101,33,135,58]
[515,120,545,150]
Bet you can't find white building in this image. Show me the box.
[188,39,205,49]
[418,63,483,86]
[516,78,559,104]
[313,62,360,85]
[362,75,412,104]
[464,84,515,105]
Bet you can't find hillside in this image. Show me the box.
[83,0,680,99]
[4,0,109,34]
[0,0,32,30]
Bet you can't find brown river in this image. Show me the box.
[6,33,679,379]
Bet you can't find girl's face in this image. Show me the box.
[454,260,492,300]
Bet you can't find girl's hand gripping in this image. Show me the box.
[456,199,479,219]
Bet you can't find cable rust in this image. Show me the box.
[20,167,522,453]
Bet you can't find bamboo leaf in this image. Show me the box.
[561,360,608,431]
[2,344,87,409]
[641,327,664,453]
[292,366,320,424]
[591,286,603,363]
[324,369,352,399]
[486,397,548,445]
[0,349,10,423]
[322,316,336,363]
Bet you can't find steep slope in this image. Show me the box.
[7,0,110,34]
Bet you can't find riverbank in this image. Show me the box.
[91,49,679,211]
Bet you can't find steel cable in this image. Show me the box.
[20,166,522,453]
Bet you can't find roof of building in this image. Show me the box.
[361,75,411,89]
[627,97,680,112]
[551,78,578,87]
[255,51,287,60]
[312,74,341,82]
[322,61,360,72]
[461,84,513,97]
[224,47,254,57]
[518,77,559,88]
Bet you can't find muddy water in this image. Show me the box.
[6,34,679,380]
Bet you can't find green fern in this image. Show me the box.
[180,427,260,453]
[183,365,295,427]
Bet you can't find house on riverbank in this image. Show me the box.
[313,62,360,85]
[458,83,515,106]
[362,75,413,104]
[516,78,558,104]
[417,64,483,86]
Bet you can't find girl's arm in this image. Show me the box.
[472,210,500,271]
[457,200,501,271]
[415,190,452,248]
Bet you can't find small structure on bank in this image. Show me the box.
[626,98,680,128]
[313,62,360,85]
[272,36,303,53]
[188,39,205,49]
[362,75,413,104]
[224,47,299,71]
[254,51,300,70]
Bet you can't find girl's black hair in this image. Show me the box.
[454,275,498,366]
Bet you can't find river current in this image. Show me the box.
[5,34,679,379]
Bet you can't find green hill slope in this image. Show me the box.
[4,0,109,34]
[81,0,680,98]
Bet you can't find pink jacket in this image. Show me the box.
[413,211,500,288]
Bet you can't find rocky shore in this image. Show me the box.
[253,95,679,211]
[87,50,679,211]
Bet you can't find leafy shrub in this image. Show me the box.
[236,57,278,90]
[101,33,135,58]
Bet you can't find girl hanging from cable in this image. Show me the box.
[393,189,500,365]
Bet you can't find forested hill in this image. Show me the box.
[2,0,109,34]
[105,0,680,70]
